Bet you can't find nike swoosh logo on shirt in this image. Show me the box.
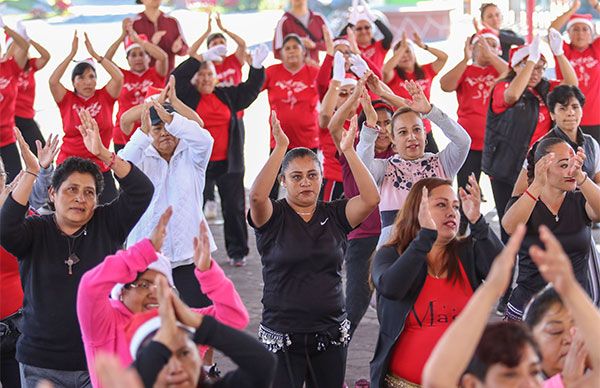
[320,218,329,226]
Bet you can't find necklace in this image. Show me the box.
[54,216,87,275]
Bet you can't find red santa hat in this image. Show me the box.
[566,14,594,31]
[75,58,97,70]
[508,44,546,68]
[144,86,163,102]
[124,33,149,53]
[125,310,194,360]
[472,28,501,47]
[333,37,351,48]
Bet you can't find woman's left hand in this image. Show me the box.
[412,32,425,49]
[459,174,482,224]
[14,128,41,174]
[569,147,586,184]
[83,32,100,61]
[193,220,212,272]
[38,134,61,169]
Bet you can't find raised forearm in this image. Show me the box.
[104,33,126,61]
[439,59,468,92]
[501,187,538,234]
[556,55,578,86]
[319,80,340,130]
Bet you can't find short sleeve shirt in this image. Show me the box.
[386,63,438,133]
[113,67,165,145]
[264,63,320,149]
[248,199,353,333]
[15,58,38,119]
[556,39,600,126]
[57,88,117,172]
[456,64,500,151]
[0,58,21,146]
[508,191,592,295]
[492,80,560,146]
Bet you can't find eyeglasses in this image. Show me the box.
[518,62,546,73]
[127,280,179,295]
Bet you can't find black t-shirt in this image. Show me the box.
[508,191,592,295]
[248,198,353,333]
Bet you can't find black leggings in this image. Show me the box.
[273,335,347,388]
[172,264,211,308]
[0,142,22,183]
[15,117,45,156]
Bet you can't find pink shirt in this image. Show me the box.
[77,239,249,388]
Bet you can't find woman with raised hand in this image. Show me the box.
[371,176,503,387]
[474,3,525,61]
[343,0,393,70]
[0,22,30,182]
[248,111,379,387]
[189,12,247,87]
[357,78,471,248]
[104,18,167,153]
[263,34,320,200]
[501,137,600,320]
[77,207,249,388]
[440,30,508,235]
[382,32,448,153]
[482,33,577,244]
[172,43,267,267]
[0,110,153,387]
[130,275,275,388]
[423,225,600,388]
[550,0,600,141]
[118,77,218,309]
[5,22,51,156]
[49,31,124,204]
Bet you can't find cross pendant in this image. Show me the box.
[65,254,80,275]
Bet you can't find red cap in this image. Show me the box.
[566,14,593,30]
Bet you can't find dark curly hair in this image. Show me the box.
[546,85,586,113]
[51,157,104,199]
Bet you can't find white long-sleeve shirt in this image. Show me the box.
[118,113,217,267]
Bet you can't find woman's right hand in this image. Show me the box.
[70,31,79,58]
[463,37,473,61]
[418,187,436,230]
[271,110,289,150]
[15,128,41,175]
[531,152,555,190]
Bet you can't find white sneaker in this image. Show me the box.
[204,200,218,220]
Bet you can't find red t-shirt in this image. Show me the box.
[555,39,600,126]
[456,65,500,151]
[15,58,38,119]
[113,67,165,145]
[57,87,117,172]
[386,63,438,133]
[492,80,560,147]
[359,40,388,71]
[319,125,343,182]
[0,58,21,147]
[214,54,243,87]
[0,246,23,318]
[389,262,473,384]
[196,93,231,161]
[264,63,320,149]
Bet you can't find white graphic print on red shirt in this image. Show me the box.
[275,79,308,109]
[570,56,598,88]
[464,74,497,103]
[72,102,101,117]
[123,79,156,106]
